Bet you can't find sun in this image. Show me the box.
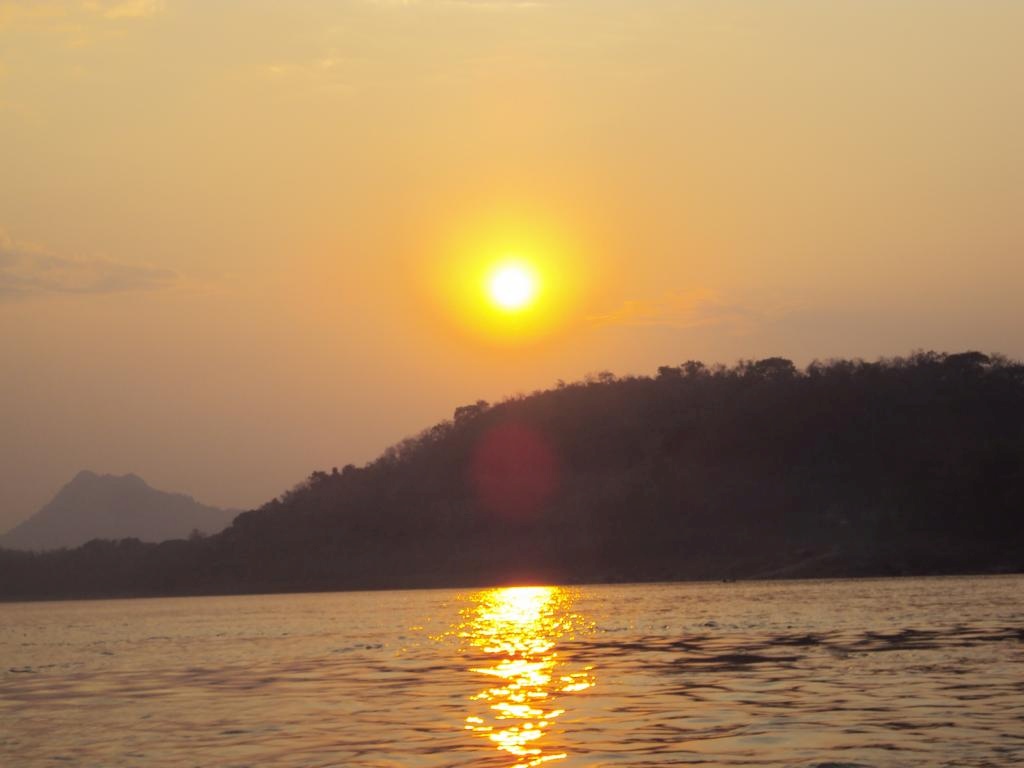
[487,262,538,311]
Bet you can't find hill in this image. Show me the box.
[1,351,1022,599]
[0,471,238,551]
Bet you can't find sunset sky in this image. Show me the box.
[2,0,1022,529]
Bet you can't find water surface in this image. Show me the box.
[1,576,1022,766]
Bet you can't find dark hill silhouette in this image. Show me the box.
[1,351,1022,600]
[0,471,238,551]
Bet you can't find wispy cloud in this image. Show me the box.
[0,232,176,301]
[0,1,164,23]
[0,1,163,37]
[363,0,549,9]
[588,289,771,334]
[81,0,165,20]
[444,0,548,7]
[264,50,369,97]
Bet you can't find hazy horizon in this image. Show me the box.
[2,0,1022,531]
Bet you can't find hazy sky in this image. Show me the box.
[2,0,1022,529]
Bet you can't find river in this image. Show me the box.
[1,575,1021,766]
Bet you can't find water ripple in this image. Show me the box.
[0,576,1021,767]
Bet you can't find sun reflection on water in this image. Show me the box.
[454,586,595,768]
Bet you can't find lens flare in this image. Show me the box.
[470,423,559,519]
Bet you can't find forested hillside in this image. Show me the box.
[2,351,1022,600]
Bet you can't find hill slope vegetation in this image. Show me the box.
[1,351,1022,599]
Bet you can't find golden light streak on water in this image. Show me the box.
[2,579,1023,765]
[454,586,595,768]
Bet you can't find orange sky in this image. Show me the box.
[1,0,1022,529]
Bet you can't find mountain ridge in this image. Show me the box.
[0,471,239,551]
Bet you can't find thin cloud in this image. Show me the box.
[0,1,163,32]
[588,289,771,334]
[364,0,549,8]
[0,234,176,301]
[81,0,165,20]
[442,0,548,7]
[265,53,361,96]
[0,1,164,51]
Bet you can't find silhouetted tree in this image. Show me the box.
[1,350,1022,600]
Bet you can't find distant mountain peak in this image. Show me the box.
[70,469,144,485]
[56,471,152,506]
[0,472,239,551]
